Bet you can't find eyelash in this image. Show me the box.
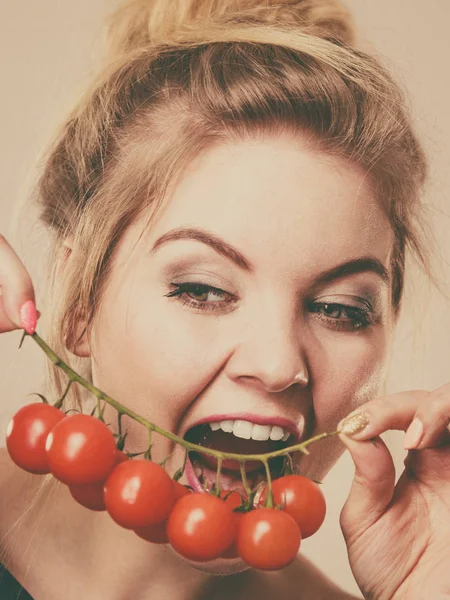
[307,301,374,331]
[164,282,375,331]
[164,282,237,313]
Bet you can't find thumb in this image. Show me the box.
[339,432,396,539]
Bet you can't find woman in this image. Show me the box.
[1,0,449,598]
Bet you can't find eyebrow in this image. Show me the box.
[315,257,390,286]
[151,227,254,272]
[151,226,390,285]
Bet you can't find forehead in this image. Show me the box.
[148,134,393,274]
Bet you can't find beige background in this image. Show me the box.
[0,1,449,596]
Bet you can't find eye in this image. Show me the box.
[164,282,237,313]
[309,302,374,331]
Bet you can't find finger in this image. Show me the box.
[405,382,450,450]
[339,433,396,538]
[337,390,427,441]
[0,234,36,332]
[0,297,39,332]
[0,296,19,332]
[337,386,450,451]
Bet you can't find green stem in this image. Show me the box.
[240,462,252,499]
[263,459,274,508]
[283,453,295,476]
[173,449,189,482]
[215,457,223,495]
[54,380,72,409]
[144,429,153,460]
[96,396,102,420]
[28,331,338,465]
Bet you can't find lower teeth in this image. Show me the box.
[197,468,267,494]
[191,454,288,495]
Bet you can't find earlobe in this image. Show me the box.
[70,325,91,358]
[61,237,73,267]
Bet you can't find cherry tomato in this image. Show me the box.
[134,480,191,544]
[260,475,326,538]
[6,403,65,474]
[172,480,191,499]
[236,508,301,570]
[217,490,246,559]
[167,493,236,562]
[134,519,169,544]
[220,490,245,510]
[220,511,243,559]
[69,450,129,511]
[104,459,175,529]
[45,414,117,485]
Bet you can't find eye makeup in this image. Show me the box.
[158,250,388,330]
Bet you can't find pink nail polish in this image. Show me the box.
[20,300,37,334]
[404,418,423,449]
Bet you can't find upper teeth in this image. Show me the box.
[209,419,290,442]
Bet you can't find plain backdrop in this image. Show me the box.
[0,1,449,596]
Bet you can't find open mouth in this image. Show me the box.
[184,419,296,496]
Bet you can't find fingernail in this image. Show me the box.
[404,418,423,450]
[338,412,370,436]
[20,300,37,334]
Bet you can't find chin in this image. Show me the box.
[172,548,251,575]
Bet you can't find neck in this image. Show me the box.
[2,470,337,600]
[6,476,256,600]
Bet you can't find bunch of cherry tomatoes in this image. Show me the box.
[6,402,326,571]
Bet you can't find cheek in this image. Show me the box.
[309,330,388,429]
[297,331,388,480]
[89,282,232,427]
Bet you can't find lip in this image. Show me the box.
[182,412,303,442]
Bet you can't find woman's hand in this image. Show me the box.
[338,384,450,600]
[0,234,37,334]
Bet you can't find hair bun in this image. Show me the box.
[107,0,355,60]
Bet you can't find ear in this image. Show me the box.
[60,236,91,358]
[70,322,91,358]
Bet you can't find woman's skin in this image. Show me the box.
[0,133,449,599]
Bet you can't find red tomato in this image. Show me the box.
[135,519,169,544]
[104,459,175,529]
[172,480,191,501]
[69,450,129,511]
[6,403,65,474]
[45,414,117,485]
[69,479,107,511]
[236,508,301,570]
[167,493,236,562]
[260,475,326,538]
[220,490,245,510]
[114,450,130,465]
[134,479,191,544]
[218,490,245,559]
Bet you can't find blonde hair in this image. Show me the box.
[35,0,432,403]
[1,0,440,575]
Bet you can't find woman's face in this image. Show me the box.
[87,133,394,491]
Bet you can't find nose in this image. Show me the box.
[226,306,309,394]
